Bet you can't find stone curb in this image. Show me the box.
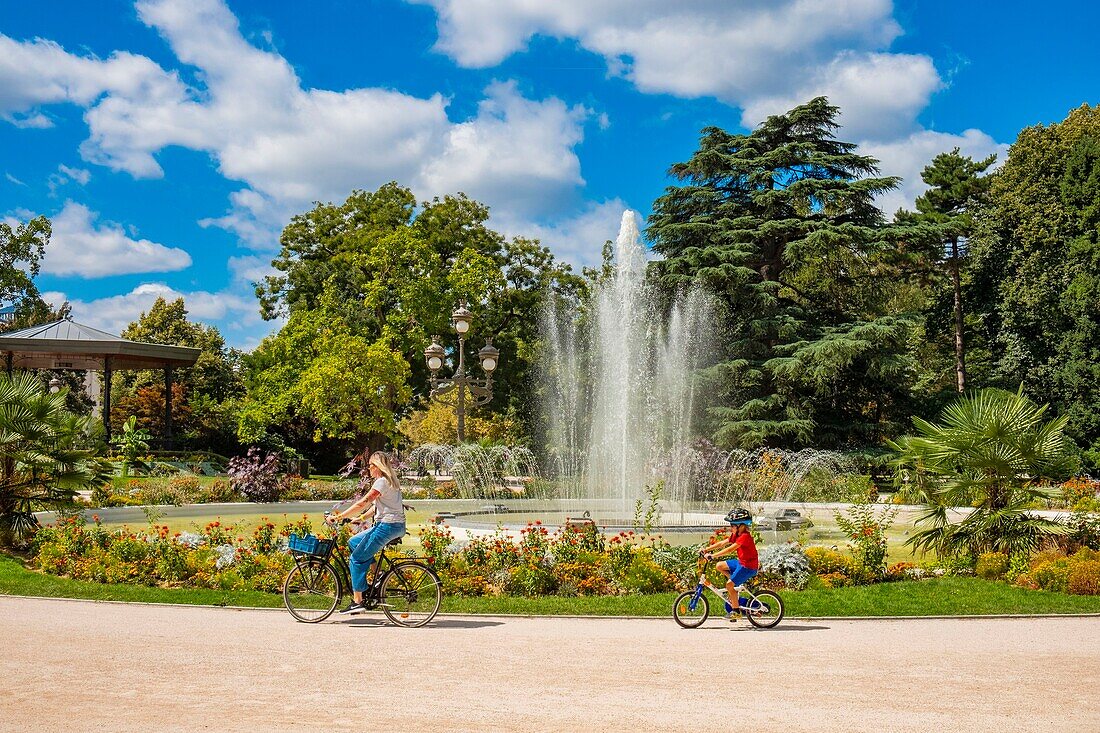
[3,593,1099,621]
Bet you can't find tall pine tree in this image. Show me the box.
[649,98,920,449]
[898,149,996,393]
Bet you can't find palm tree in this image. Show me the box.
[890,387,1073,557]
[0,373,109,546]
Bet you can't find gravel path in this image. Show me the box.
[1,596,1097,733]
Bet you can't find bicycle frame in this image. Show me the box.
[289,514,431,601]
[687,561,761,614]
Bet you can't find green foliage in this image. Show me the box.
[113,416,152,477]
[892,387,1074,556]
[897,148,996,394]
[757,543,812,589]
[0,373,109,545]
[0,215,50,316]
[975,552,1010,580]
[244,184,579,459]
[833,501,898,577]
[649,97,922,448]
[967,104,1100,455]
[633,481,663,534]
[112,297,243,453]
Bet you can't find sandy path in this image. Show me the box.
[0,596,1097,733]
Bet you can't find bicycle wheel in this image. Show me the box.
[745,589,784,629]
[380,561,441,627]
[672,590,709,628]
[283,560,341,623]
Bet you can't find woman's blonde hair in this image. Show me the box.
[368,451,402,492]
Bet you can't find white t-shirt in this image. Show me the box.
[371,477,405,524]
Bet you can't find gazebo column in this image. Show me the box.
[164,366,174,451]
[103,355,112,443]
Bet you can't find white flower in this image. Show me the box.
[176,532,205,549]
[214,544,236,569]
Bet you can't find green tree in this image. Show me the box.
[898,148,996,393]
[247,183,578,461]
[0,373,108,546]
[649,97,921,448]
[891,387,1073,557]
[968,104,1100,459]
[0,214,50,321]
[115,297,242,452]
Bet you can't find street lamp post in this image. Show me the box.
[424,300,500,443]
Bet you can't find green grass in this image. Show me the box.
[4,551,1099,616]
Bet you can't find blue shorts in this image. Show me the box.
[719,559,757,587]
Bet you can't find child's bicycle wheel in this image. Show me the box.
[744,589,784,629]
[672,590,709,628]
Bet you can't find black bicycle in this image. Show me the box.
[282,515,442,627]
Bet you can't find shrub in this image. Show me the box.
[1068,560,1100,595]
[135,480,185,506]
[506,564,558,596]
[419,525,455,567]
[197,480,240,503]
[650,543,700,588]
[1005,552,1031,582]
[886,562,919,581]
[834,500,898,577]
[976,552,1010,580]
[617,554,673,594]
[758,543,811,590]
[1061,512,1100,552]
[552,555,609,596]
[227,448,282,502]
[1032,559,1071,593]
[805,546,851,575]
[816,572,850,589]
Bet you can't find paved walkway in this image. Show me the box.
[1,596,1097,733]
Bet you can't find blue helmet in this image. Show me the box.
[725,508,753,526]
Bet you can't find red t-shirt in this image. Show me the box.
[730,531,759,570]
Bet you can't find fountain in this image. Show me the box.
[424,210,854,535]
[541,210,714,510]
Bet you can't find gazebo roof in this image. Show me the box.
[0,318,200,370]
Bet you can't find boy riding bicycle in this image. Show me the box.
[701,508,759,621]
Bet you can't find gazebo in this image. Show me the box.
[0,318,200,447]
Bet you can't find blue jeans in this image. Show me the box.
[348,522,405,592]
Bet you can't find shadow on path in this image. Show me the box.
[342,617,505,630]
[693,623,831,632]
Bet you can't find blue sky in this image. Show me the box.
[1,0,1096,348]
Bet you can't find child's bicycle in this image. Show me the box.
[673,555,784,629]
[282,512,441,627]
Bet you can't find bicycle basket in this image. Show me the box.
[288,533,334,558]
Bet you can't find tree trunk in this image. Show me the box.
[951,237,967,393]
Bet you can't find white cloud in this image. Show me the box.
[0,0,592,251]
[496,199,629,269]
[413,0,929,139]
[413,0,1014,210]
[227,254,276,286]
[41,201,192,277]
[44,281,261,341]
[861,128,1008,216]
[57,165,90,185]
[420,81,589,217]
[5,172,26,186]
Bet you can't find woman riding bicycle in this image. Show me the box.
[330,451,406,615]
[701,508,759,620]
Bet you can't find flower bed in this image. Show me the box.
[29,514,1100,599]
[30,515,321,593]
[87,476,356,507]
